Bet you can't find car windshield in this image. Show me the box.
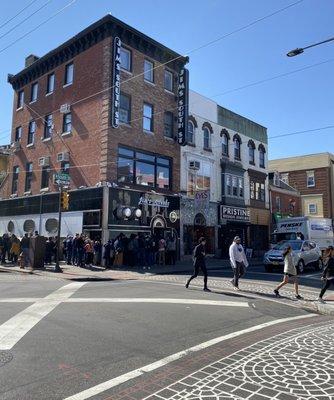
[273,241,303,251]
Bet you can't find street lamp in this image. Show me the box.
[287,36,334,57]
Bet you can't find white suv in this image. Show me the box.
[263,240,322,273]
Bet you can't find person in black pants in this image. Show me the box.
[318,246,334,303]
[186,237,210,292]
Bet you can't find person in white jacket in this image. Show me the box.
[229,236,248,290]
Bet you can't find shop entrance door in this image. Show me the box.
[220,225,246,259]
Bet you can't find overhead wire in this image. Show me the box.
[0,0,40,31]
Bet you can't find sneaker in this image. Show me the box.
[233,286,240,291]
[203,288,211,292]
[274,289,280,298]
[295,295,303,300]
[317,297,325,303]
[185,283,189,289]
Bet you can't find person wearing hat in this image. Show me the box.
[229,236,248,290]
[186,237,210,292]
[318,245,334,303]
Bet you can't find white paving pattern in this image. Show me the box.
[144,321,334,400]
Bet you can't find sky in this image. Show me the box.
[0,0,333,159]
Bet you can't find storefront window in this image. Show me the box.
[117,146,171,189]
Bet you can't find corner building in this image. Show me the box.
[0,15,187,241]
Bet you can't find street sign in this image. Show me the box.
[54,173,70,186]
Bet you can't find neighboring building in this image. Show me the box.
[0,145,10,190]
[0,15,187,241]
[180,91,270,258]
[268,171,301,228]
[269,153,334,219]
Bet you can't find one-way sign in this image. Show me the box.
[54,173,70,186]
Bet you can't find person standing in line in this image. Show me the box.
[167,235,177,265]
[158,236,166,266]
[318,246,334,303]
[274,245,303,299]
[229,236,248,291]
[10,234,21,265]
[186,237,210,292]
[20,233,31,270]
[84,239,94,267]
[66,235,73,265]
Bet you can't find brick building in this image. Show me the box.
[0,145,10,188]
[0,15,187,241]
[268,171,301,228]
[269,153,334,220]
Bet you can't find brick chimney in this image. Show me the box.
[25,54,39,68]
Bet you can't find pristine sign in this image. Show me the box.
[177,68,189,146]
[221,206,250,221]
[111,37,121,128]
[139,196,170,208]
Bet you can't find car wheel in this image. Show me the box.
[265,265,273,273]
[297,260,305,274]
[315,258,323,271]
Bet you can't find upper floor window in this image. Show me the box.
[61,161,70,174]
[164,111,174,138]
[14,126,22,142]
[164,70,173,92]
[64,63,74,85]
[28,121,36,145]
[30,82,38,102]
[41,166,50,189]
[120,47,131,71]
[187,121,194,144]
[234,135,241,160]
[248,140,255,165]
[224,173,244,198]
[308,203,317,214]
[281,173,289,185]
[259,144,266,168]
[203,127,211,150]
[25,162,33,192]
[120,93,131,124]
[44,114,53,139]
[307,170,315,187]
[62,112,72,133]
[143,103,153,132]
[12,166,19,194]
[222,132,229,156]
[46,73,55,94]
[17,90,24,109]
[188,161,211,197]
[275,196,281,212]
[144,60,154,83]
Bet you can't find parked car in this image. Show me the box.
[263,240,322,273]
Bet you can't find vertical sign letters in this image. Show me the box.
[177,68,189,146]
[112,37,121,128]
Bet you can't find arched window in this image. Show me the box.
[187,121,194,144]
[248,140,255,165]
[259,144,266,168]
[233,135,241,160]
[222,133,229,156]
[203,127,211,149]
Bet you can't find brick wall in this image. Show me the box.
[270,188,301,216]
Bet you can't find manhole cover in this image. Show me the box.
[0,351,13,367]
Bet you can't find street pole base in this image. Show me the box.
[54,264,63,273]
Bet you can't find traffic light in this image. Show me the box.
[60,191,70,211]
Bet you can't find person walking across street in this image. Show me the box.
[274,245,303,299]
[229,236,248,291]
[186,237,210,292]
[318,246,334,303]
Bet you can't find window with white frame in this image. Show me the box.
[187,161,210,197]
[248,141,255,164]
[62,113,72,133]
[27,121,36,145]
[144,59,154,83]
[280,173,289,185]
[46,73,55,94]
[17,90,24,109]
[30,82,38,102]
[12,166,19,194]
[120,47,131,71]
[222,133,228,156]
[308,203,317,214]
[44,114,53,139]
[224,173,244,198]
[14,126,22,142]
[164,70,173,92]
[187,121,194,144]
[307,170,315,187]
[203,127,211,149]
[234,136,241,160]
[143,103,153,132]
[259,144,266,168]
[64,63,74,85]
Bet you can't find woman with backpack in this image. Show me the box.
[274,245,303,300]
[318,246,334,303]
[185,237,210,292]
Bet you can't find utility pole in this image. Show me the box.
[54,186,63,273]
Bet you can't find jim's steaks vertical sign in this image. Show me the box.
[177,68,189,146]
[112,37,121,128]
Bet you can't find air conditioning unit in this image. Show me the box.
[38,156,50,167]
[57,152,69,162]
[11,142,21,151]
[60,103,71,114]
[189,160,200,170]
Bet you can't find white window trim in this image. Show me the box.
[306,171,315,188]
[308,203,317,214]
[144,60,154,83]
[120,47,132,72]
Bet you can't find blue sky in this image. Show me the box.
[0,0,333,159]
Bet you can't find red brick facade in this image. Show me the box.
[270,187,301,217]
[2,15,186,199]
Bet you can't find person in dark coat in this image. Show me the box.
[185,237,210,291]
[318,246,334,303]
[44,237,54,264]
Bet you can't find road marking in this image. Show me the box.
[0,282,85,350]
[63,313,317,400]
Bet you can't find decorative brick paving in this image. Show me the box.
[143,321,334,400]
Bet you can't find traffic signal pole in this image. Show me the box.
[54,186,63,273]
